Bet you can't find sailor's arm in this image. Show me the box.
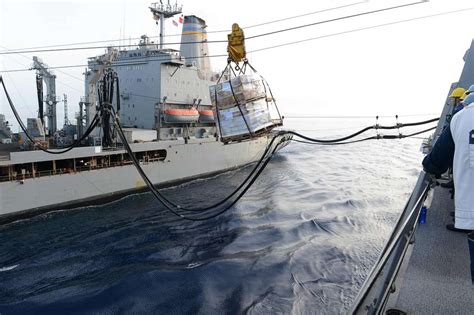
[422,125,455,176]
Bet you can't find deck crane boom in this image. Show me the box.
[32,56,57,135]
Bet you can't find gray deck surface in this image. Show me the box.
[393,186,474,314]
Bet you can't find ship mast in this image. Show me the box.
[149,1,183,50]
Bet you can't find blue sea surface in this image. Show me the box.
[0,117,430,314]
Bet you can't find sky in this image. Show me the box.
[0,0,473,131]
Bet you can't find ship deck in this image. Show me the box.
[388,185,474,313]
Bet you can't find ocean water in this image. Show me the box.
[0,117,431,314]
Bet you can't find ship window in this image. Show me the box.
[137,78,142,83]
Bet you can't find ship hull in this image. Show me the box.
[0,135,284,224]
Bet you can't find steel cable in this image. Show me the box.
[0,1,425,56]
[0,1,368,53]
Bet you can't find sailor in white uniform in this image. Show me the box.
[423,91,474,232]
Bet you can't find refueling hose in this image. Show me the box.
[290,126,437,146]
[1,76,100,154]
[112,106,288,220]
[284,117,439,143]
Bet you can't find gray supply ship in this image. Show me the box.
[0,2,285,224]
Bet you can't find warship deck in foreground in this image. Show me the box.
[351,39,474,314]
[387,186,474,313]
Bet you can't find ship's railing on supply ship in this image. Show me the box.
[0,149,167,182]
[350,171,431,314]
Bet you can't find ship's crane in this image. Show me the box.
[32,56,57,135]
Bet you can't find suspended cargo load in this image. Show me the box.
[198,109,215,123]
[209,24,283,143]
[209,73,266,109]
[162,108,199,124]
[210,71,283,143]
[217,99,274,139]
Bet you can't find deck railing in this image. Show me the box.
[0,156,165,183]
[350,171,431,314]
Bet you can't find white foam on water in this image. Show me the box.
[0,264,19,272]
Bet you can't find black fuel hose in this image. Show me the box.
[283,117,438,144]
[1,76,100,154]
[292,126,436,146]
[113,108,288,220]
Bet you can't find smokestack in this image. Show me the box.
[180,15,211,72]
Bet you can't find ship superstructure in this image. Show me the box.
[83,10,218,143]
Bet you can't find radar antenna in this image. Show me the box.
[149,1,183,49]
